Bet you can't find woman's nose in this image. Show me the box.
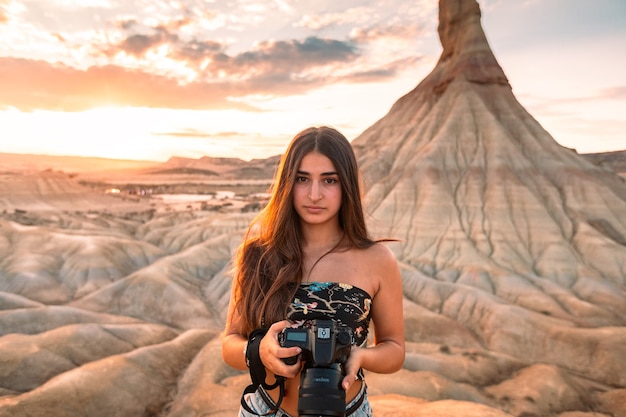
[308,181,322,200]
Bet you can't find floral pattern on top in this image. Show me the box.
[287,281,372,347]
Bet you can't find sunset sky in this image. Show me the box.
[0,0,625,162]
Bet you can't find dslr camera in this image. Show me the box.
[279,319,354,417]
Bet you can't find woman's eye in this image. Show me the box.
[296,176,308,183]
[324,178,338,184]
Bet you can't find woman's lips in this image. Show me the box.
[304,205,324,213]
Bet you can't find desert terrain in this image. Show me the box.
[0,146,624,417]
[1,0,625,416]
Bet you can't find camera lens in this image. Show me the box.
[298,366,346,417]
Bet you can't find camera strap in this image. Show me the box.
[241,328,287,415]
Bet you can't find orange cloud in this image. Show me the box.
[0,0,8,24]
[0,47,418,112]
[0,9,426,116]
[0,58,256,112]
[350,22,429,44]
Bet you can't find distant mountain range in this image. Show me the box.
[0,148,623,179]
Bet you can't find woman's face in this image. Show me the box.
[292,151,342,227]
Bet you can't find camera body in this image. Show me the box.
[279,318,354,366]
[279,319,355,417]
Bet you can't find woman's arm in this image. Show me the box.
[342,243,405,390]
[222,281,248,370]
[222,279,303,376]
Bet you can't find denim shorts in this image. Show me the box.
[239,382,372,417]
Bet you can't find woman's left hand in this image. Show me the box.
[341,346,364,391]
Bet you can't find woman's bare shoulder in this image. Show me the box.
[355,241,400,274]
[353,242,401,297]
[363,241,398,260]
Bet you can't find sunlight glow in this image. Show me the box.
[2,106,291,161]
[0,1,623,161]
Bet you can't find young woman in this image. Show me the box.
[222,126,405,416]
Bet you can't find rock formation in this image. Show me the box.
[355,0,626,288]
[352,0,626,415]
[0,0,624,416]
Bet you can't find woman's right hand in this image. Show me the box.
[259,320,302,378]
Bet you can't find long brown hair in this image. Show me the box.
[234,126,375,335]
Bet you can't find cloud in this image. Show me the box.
[112,24,359,76]
[0,31,378,112]
[0,0,8,24]
[224,36,359,75]
[104,16,363,78]
[0,1,428,113]
[518,85,626,116]
[118,29,179,57]
[152,129,243,139]
[294,7,375,31]
[173,39,224,62]
[341,56,424,83]
[599,86,626,100]
[350,21,430,44]
[0,57,256,112]
[111,15,211,57]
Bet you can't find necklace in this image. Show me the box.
[302,232,345,281]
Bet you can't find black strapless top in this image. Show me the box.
[286,282,372,347]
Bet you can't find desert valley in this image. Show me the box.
[1,1,625,417]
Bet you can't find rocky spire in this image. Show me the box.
[352,0,626,401]
[435,0,509,88]
[353,0,626,285]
